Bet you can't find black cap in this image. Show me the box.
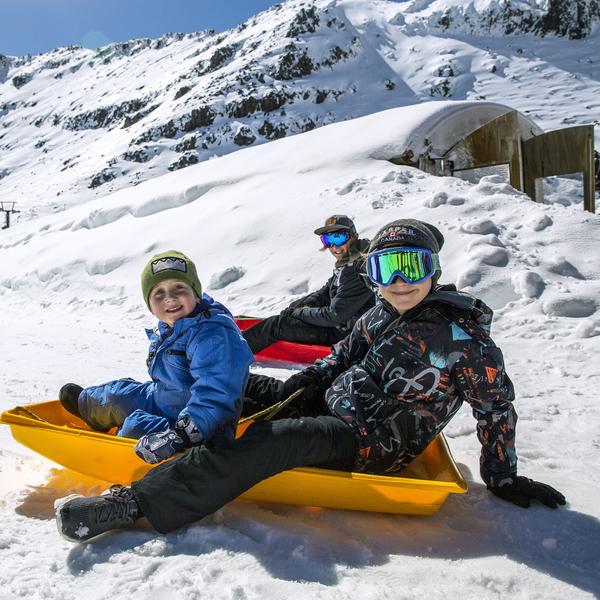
[369,219,444,253]
[314,214,357,236]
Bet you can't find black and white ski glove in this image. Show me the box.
[488,476,566,509]
[134,416,202,464]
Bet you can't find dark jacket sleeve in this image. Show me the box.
[451,337,518,487]
[315,310,374,381]
[292,264,373,328]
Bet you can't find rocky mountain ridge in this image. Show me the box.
[1,0,598,219]
[405,0,600,39]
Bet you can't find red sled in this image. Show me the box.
[235,317,331,367]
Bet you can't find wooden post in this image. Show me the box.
[522,125,595,213]
[0,202,20,229]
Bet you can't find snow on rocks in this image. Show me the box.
[574,318,600,339]
[3,0,600,219]
[424,191,448,207]
[548,257,586,280]
[456,266,482,289]
[460,217,500,236]
[467,233,505,250]
[527,214,553,232]
[511,270,546,299]
[469,245,509,267]
[542,295,597,318]
[208,266,247,290]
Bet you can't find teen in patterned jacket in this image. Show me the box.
[55,219,565,542]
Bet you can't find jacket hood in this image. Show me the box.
[379,283,493,329]
[422,284,493,328]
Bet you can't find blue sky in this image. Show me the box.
[0,0,279,56]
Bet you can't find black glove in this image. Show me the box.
[488,476,566,509]
[279,306,297,317]
[281,366,324,395]
[288,296,317,309]
[281,367,330,416]
[281,297,321,316]
[287,300,303,310]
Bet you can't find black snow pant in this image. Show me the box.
[242,315,342,354]
[132,416,358,533]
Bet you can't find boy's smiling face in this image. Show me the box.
[378,277,432,314]
[149,279,198,325]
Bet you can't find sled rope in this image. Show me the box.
[14,406,88,429]
[14,406,49,423]
[239,387,305,424]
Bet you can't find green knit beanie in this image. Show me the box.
[141,250,202,309]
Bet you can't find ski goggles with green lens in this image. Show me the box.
[320,230,351,247]
[367,247,440,286]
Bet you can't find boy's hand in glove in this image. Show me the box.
[488,476,566,508]
[135,429,185,464]
[281,366,326,396]
[281,366,331,415]
[134,416,202,464]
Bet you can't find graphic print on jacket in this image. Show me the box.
[317,285,518,487]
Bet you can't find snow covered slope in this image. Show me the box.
[1,0,598,219]
[0,102,599,598]
[2,100,597,321]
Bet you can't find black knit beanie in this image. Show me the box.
[369,219,444,285]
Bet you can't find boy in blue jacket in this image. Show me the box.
[59,250,254,465]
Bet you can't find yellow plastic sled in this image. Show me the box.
[0,401,467,515]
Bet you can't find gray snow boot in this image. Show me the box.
[55,484,139,542]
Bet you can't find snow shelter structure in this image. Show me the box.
[389,102,596,213]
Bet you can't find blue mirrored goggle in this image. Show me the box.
[320,231,351,247]
[367,246,440,286]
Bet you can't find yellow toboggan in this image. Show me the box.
[0,399,466,516]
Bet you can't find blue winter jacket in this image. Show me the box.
[142,293,253,440]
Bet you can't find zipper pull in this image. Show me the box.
[146,351,155,368]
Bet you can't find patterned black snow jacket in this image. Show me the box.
[316,284,518,487]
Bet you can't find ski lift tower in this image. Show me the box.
[0,202,20,229]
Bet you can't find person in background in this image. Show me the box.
[242,215,375,354]
[55,219,565,543]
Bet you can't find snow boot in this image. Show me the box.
[55,484,140,542]
[58,383,83,418]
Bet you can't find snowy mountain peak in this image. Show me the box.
[0,0,598,220]
[402,0,600,38]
